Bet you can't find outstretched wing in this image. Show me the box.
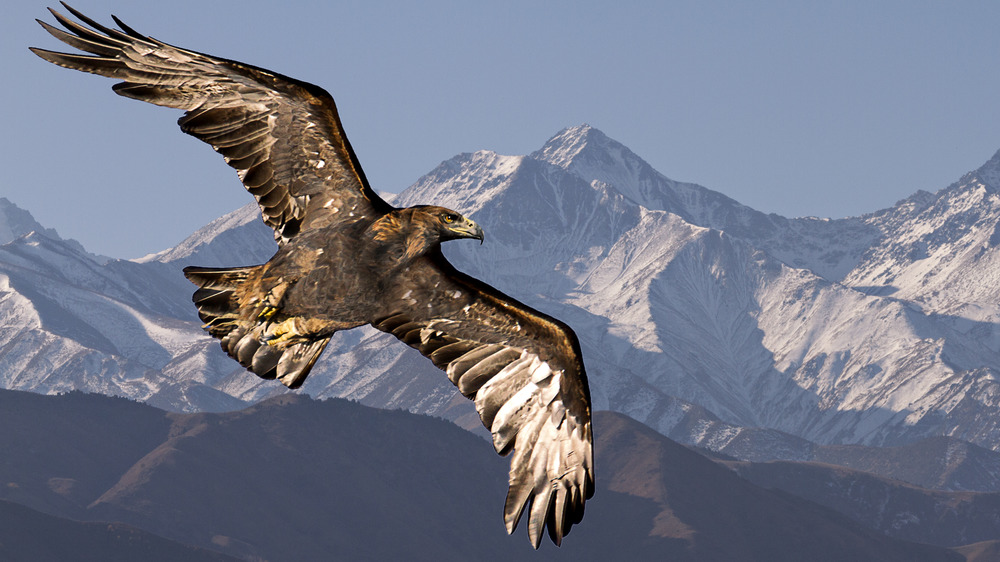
[373,253,594,548]
[31,4,393,244]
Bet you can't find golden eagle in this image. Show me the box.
[32,4,593,547]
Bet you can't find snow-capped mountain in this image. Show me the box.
[4,125,1000,463]
[844,150,1000,321]
[0,197,99,261]
[0,198,58,246]
[377,126,1000,452]
[0,201,281,412]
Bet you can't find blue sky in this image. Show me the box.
[3,1,999,258]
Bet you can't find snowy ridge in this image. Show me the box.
[535,127,882,281]
[0,198,60,246]
[0,197,107,262]
[136,202,276,266]
[844,157,1000,322]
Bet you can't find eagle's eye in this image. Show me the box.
[443,213,459,224]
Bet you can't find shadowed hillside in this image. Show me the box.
[0,389,966,560]
[729,459,1000,547]
[0,499,236,561]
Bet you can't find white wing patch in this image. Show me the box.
[373,310,592,548]
[466,349,590,547]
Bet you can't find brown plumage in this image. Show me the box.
[32,4,593,548]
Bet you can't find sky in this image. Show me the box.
[2,0,999,259]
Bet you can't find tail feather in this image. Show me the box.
[183,265,330,388]
[276,338,331,388]
[224,326,330,388]
[183,265,257,338]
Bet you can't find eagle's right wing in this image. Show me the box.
[373,253,594,548]
[31,4,393,244]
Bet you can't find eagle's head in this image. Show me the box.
[422,206,485,244]
[371,205,484,259]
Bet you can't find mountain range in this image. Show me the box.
[3,126,1000,473]
[0,388,973,561]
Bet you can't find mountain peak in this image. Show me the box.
[974,148,1000,192]
[531,124,615,169]
[0,199,108,263]
[530,124,676,209]
[0,198,60,247]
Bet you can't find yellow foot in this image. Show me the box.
[263,318,302,346]
[257,305,280,321]
[256,282,291,322]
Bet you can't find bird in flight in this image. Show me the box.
[32,3,593,548]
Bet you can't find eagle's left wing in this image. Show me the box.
[373,253,594,548]
[31,4,393,245]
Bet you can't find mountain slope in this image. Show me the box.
[843,150,1000,321]
[729,459,1000,547]
[0,499,237,562]
[810,436,1000,492]
[0,230,247,412]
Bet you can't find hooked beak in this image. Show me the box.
[451,218,485,244]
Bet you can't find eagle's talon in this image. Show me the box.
[258,305,279,321]
[263,318,301,346]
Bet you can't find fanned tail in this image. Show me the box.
[183,265,258,338]
[183,265,330,388]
